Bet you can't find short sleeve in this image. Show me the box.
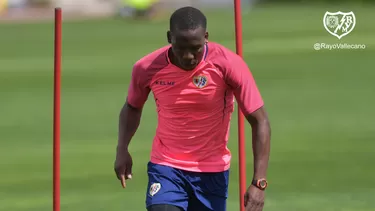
[127,62,151,108]
[225,56,264,115]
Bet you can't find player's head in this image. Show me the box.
[167,6,209,70]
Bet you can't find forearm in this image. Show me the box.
[117,102,142,150]
[249,116,271,179]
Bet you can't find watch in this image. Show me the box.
[252,178,268,190]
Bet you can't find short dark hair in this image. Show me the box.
[169,6,207,31]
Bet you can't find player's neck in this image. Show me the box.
[167,48,187,71]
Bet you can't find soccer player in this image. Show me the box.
[114,6,271,211]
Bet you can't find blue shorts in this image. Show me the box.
[145,162,229,211]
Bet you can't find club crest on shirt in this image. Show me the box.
[192,75,208,88]
[149,183,161,196]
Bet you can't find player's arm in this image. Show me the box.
[245,107,270,180]
[225,57,271,180]
[117,62,150,150]
[117,101,143,150]
[115,62,150,187]
[116,100,143,187]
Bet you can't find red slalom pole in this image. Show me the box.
[54,7,62,211]
[233,1,246,211]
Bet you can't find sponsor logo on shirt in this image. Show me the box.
[155,80,175,86]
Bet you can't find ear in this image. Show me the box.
[167,31,172,44]
[205,32,209,43]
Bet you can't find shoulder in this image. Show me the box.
[207,42,243,60]
[133,45,170,75]
[206,42,247,73]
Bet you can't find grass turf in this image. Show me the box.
[1,3,375,211]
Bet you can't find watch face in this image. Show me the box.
[259,180,267,188]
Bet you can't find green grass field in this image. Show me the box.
[1,3,375,211]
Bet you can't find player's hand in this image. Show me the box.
[114,147,133,188]
[244,185,265,211]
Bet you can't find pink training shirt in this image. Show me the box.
[127,42,264,173]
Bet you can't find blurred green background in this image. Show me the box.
[1,1,375,211]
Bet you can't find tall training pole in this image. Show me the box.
[53,7,62,211]
[233,1,246,211]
